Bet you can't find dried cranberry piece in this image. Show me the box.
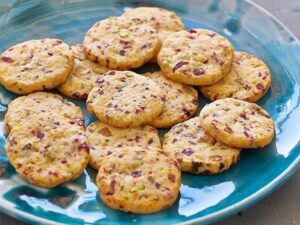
[106,180,116,195]
[193,68,205,76]
[99,127,112,137]
[173,61,189,72]
[168,173,176,183]
[131,170,142,177]
[36,132,45,140]
[1,56,13,63]
[188,29,197,33]
[256,83,265,90]
[182,148,194,156]
[78,142,90,153]
[119,50,125,56]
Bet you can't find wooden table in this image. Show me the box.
[1,0,300,224]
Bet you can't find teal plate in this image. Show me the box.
[0,0,300,224]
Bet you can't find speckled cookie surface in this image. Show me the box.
[122,7,184,62]
[5,92,83,132]
[0,39,73,94]
[144,71,198,128]
[58,44,109,99]
[157,29,234,85]
[86,121,161,170]
[163,117,240,174]
[200,52,272,102]
[87,70,164,128]
[83,16,159,70]
[199,98,275,148]
[6,113,89,188]
[96,146,181,214]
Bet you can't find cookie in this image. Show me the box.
[144,71,198,128]
[5,92,83,132]
[199,98,275,148]
[86,121,161,170]
[58,44,109,99]
[87,70,164,128]
[200,52,272,102]
[157,29,234,85]
[83,16,159,70]
[0,39,73,94]
[6,113,89,188]
[96,146,181,214]
[163,117,240,174]
[122,7,184,62]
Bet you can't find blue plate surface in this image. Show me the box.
[0,0,300,224]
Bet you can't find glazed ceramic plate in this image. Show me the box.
[0,0,300,224]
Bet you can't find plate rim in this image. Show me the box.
[0,0,300,225]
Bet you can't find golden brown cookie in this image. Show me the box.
[0,39,73,94]
[58,44,109,99]
[144,71,198,128]
[163,117,240,174]
[200,52,272,102]
[158,29,234,85]
[96,146,181,213]
[199,98,275,148]
[83,16,159,70]
[87,70,164,128]
[86,121,161,170]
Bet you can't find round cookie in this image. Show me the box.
[96,146,181,214]
[163,117,240,174]
[0,39,73,94]
[157,29,234,85]
[6,113,89,188]
[199,98,275,148]
[58,44,109,99]
[87,70,164,128]
[122,7,184,62]
[86,121,161,170]
[144,71,198,128]
[5,92,83,133]
[200,52,272,102]
[83,16,159,70]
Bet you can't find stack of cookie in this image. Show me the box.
[0,6,275,214]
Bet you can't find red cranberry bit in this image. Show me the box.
[193,68,205,76]
[182,108,191,117]
[160,96,167,102]
[48,52,53,56]
[1,56,13,63]
[131,170,142,178]
[148,138,154,145]
[173,61,189,72]
[168,173,176,183]
[172,138,177,143]
[120,77,126,82]
[155,182,161,189]
[70,119,84,126]
[188,29,197,33]
[81,93,88,99]
[22,143,32,150]
[257,110,270,118]
[203,59,209,64]
[256,83,265,90]
[182,148,194,156]
[52,40,62,46]
[192,98,198,105]
[96,78,105,84]
[175,48,181,53]
[97,89,104,95]
[99,127,112,137]
[107,151,113,155]
[108,71,116,75]
[262,72,269,80]
[78,142,90,153]
[224,127,233,133]
[61,159,68,164]
[243,130,254,144]
[135,135,141,143]
[243,85,251,90]
[120,40,129,46]
[106,180,116,195]
[36,132,45,140]
[119,50,125,56]
[9,137,17,145]
[240,112,247,120]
